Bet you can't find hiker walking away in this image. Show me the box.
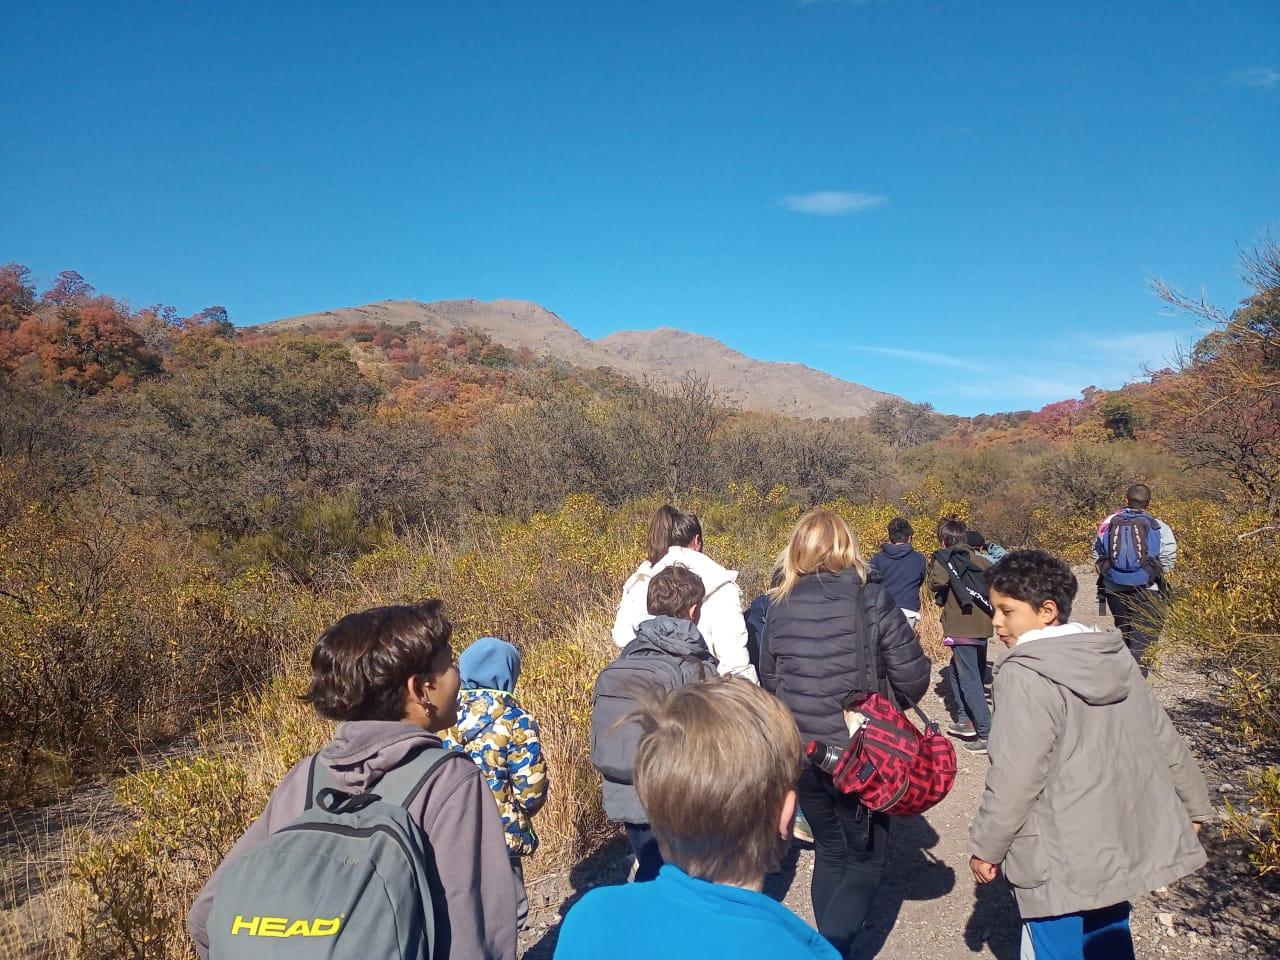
[187,602,516,960]
[931,518,994,753]
[1094,483,1176,676]
[593,565,719,882]
[965,530,1008,563]
[760,509,929,958]
[613,504,756,683]
[443,636,547,931]
[558,678,839,960]
[869,518,928,632]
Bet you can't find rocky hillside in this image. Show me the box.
[264,298,896,418]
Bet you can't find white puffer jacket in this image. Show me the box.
[610,545,757,683]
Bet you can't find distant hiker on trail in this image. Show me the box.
[613,504,756,683]
[971,550,1210,960]
[593,564,719,882]
[187,602,516,960]
[1094,483,1177,675]
[931,518,994,753]
[869,517,927,632]
[965,529,1008,563]
[744,555,785,672]
[760,509,929,959]
[559,678,839,960]
[443,636,547,931]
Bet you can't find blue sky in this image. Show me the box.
[2,1,1276,415]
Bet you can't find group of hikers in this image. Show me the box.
[186,485,1207,960]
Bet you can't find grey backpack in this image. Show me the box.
[207,746,454,959]
[589,655,706,785]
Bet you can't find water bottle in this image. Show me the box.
[806,740,843,775]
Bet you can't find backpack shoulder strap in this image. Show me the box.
[304,753,341,810]
[371,744,457,810]
[851,585,883,698]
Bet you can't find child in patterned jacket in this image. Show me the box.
[444,636,548,930]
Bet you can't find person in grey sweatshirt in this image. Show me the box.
[186,601,517,960]
[970,551,1210,960]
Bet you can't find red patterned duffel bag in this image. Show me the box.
[823,692,956,815]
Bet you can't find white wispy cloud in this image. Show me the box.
[828,327,1197,410]
[1074,329,1189,371]
[1230,66,1279,89]
[853,345,981,370]
[781,191,888,215]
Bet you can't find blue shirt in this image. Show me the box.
[553,865,839,960]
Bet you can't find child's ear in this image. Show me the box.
[406,675,425,702]
[1038,599,1060,626]
[688,603,702,623]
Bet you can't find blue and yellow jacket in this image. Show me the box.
[443,637,547,857]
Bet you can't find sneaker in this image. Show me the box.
[793,811,814,844]
[963,738,989,755]
[947,721,978,739]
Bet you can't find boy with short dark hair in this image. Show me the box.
[187,602,516,960]
[560,678,838,960]
[869,517,927,631]
[970,550,1210,960]
[590,564,717,881]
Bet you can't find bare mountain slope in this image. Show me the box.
[265,299,896,418]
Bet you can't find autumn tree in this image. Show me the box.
[1028,398,1086,439]
[1153,239,1280,514]
[866,398,947,449]
[117,336,387,532]
[1098,393,1139,440]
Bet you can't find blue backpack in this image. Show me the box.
[1100,510,1163,588]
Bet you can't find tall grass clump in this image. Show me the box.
[0,489,300,808]
[1157,501,1280,874]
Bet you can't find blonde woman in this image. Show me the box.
[760,509,929,959]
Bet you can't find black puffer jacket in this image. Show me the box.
[760,569,930,747]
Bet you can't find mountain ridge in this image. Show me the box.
[262,298,897,419]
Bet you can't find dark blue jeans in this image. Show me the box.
[796,766,890,958]
[948,642,991,739]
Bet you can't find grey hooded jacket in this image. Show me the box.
[187,721,517,960]
[970,628,1211,919]
[592,616,717,823]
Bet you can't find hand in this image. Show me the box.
[970,856,999,884]
[1194,821,1203,835]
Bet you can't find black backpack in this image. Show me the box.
[933,548,994,617]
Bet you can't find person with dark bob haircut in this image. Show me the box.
[187,601,517,960]
[971,550,1210,960]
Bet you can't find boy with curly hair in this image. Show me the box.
[970,550,1211,959]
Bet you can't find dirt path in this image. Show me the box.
[518,578,1276,959]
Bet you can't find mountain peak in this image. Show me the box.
[262,298,895,418]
